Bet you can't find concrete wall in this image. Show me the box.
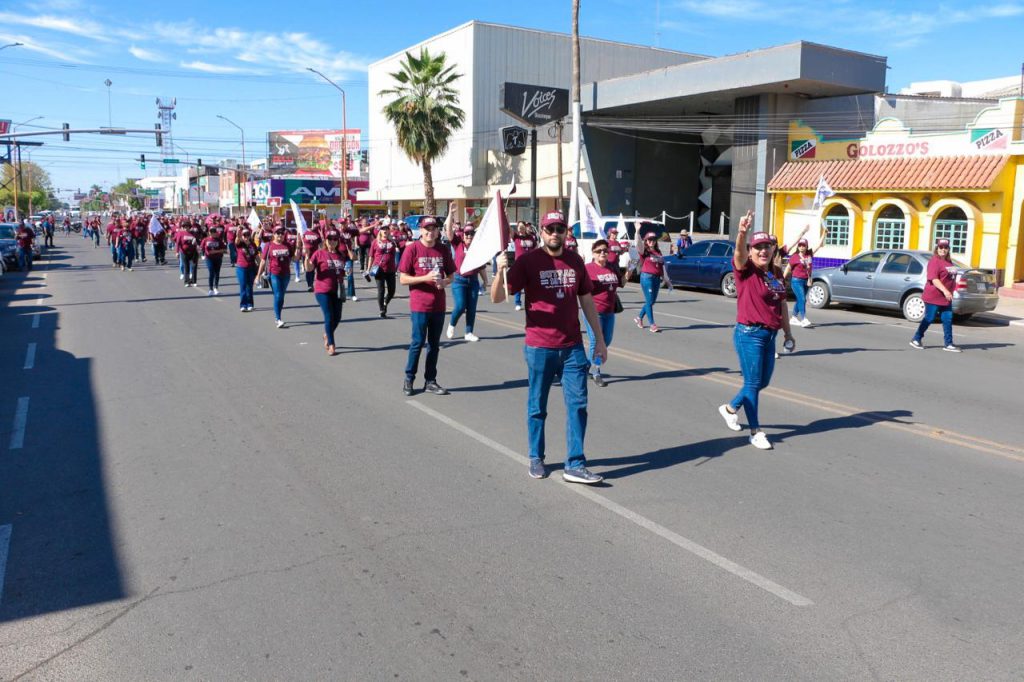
[875,95,995,134]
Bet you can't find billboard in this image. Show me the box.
[267,129,360,178]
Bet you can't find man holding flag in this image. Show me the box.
[491,210,608,485]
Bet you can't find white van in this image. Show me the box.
[570,216,667,272]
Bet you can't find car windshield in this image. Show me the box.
[920,253,969,269]
[0,225,16,239]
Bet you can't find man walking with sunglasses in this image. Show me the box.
[492,211,608,484]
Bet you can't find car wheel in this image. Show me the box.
[720,272,736,298]
[807,281,830,308]
[902,292,926,323]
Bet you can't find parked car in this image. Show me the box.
[570,216,666,272]
[663,239,739,297]
[807,249,999,322]
[0,223,23,270]
[402,214,446,239]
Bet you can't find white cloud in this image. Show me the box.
[0,32,89,62]
[129,45,164,62]
[179,60,259,74]
[0,11,111,41]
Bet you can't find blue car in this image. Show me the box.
[664,239,738,297]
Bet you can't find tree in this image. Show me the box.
[111,179,143,210]
[0,161,57,215]
[380,48,465,216]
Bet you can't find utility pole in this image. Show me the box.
[307,68,348,217]
[104,79,113,127]
[568,0,583,225]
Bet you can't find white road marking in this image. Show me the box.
[23,343,36,370]
[655,311,729,326]
[9,397,29,450]
[31,313,40,329]
[35,297,43,306]
[0,524,10,606]
[407,400,814,607]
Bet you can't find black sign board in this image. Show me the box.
[501,125,528,156]
[500,82,569,127]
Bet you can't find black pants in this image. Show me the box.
[154,242,167,264]
[358,245,370,270]
[376,272,396,313]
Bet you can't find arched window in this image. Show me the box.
[874,204,907,250]
[933,206,969,255]
[823,204,850,246]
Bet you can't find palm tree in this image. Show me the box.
[381,47,465,215]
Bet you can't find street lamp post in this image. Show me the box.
[306,67,349,217]
[0,42,24,51]
[104,79,113,127]
[216,114,246,214]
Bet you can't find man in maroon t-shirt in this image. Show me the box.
[15,221,35,272]
[492,211,607,485]
[398,216,455,396]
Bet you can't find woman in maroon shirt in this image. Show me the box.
[584,239,623,387]
[634,232,666,333]
[234,228,258,312]
[254,227,295,328]
[368,227,399,318]
[718,212,796,450]
[910,238,961,352]
[305,229,350,356]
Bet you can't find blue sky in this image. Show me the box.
[2,0,1022,198]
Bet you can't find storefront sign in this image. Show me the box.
[847,140,931,159]
[791,138,816,159]
[501,83,569,126]
[267,129,360,178]
[971,128,1007,151]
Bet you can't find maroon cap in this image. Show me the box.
[936,238,950,248]
[420,217,438,229]
[797,238,809,247]
[749,231,773,246]
[325,229,341,240]
[274,226,286,234]
[540,211,567,228]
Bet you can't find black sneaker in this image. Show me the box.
[424,381,449,395]
[591,372,607,388]
[563,467,603,485]
[379,311,387,319]
[552,374,562,387]
[528,459,547,479]
[909,339,924,350]
[402,379,414,396]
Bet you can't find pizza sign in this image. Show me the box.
[971,128,1007,151]
[791,139,816,159]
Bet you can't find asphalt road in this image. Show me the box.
[2,237,1023,681]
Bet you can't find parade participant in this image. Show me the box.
[41,215,54,248]
[106,218,121,267]
[369,222,398,318]
[116,223,135,271]
[151,222,168,265]
[225,220,239,266]
[132,218,147,262]
[584,239,622,387]
[285,227,302,283]
[718,212,795,450]
[357,217,374,271]
[304,228,350,356]
[910,238,962,352]
[255,226,295,328]
[511,221,537,310]
[201,229,227,295]
[62,215,71,238]
[563,227,578,252]
[301,227,323,292]
[234,227,258,312]
[15,220,35,272]
[340,220,359,301]
[782,224,824,328]
[491,211,607,483]
[445,202,487,341]
[605,226,625,275]
[673,229,693,254]
[178,227,199,286]
[398,216,455,396]
[634,232,665,332]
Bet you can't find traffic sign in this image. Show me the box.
[144,189,160,196]
[162,158,180,164]
[266,197,282,208]
[0,120,11,135]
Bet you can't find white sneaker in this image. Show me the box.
[352,295,358,302]
[245,306,253,312]
[515,304,522,311]
[293,276,300,283]
[800,318,812,328]
[276,319,285,328]
[446,325,455,339]
[749,431,772,450]
[207,290,214,297]
[213,288,219,295]
[790,316,800,325]
[718,404,741,432]
[179,273,184,280]
[465,333,479,342]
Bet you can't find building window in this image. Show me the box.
[933,206,969,256]
[874,204,906,250]
[823,205,850,246]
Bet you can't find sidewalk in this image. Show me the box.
[979,295,1024,325]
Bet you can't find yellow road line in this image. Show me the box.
[476,312,1024,464]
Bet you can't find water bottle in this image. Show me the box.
[783,337,795,354]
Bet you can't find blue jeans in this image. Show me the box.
[449,274,480,332]
[524,344,590,470]
[269,273,290,320]
[292,259,302,280]
[179,251,186,275]
[228,242,237,266]
[405,311,445,382]
[583,312,615,374]
[235,266,255,308]
[182,254,197,283]
[135,237,146,260]
[111,242,119,265]
[728,324,777,431]
[514,291,522,308]
[17,246,32,271]
[913,303,954,347]
[118,244,134,268]
[639,273,661,325]
[206,257,223,290]
[315,292,343,346]
[345,262,356,299]
[791,277,808,319]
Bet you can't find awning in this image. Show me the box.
[767,155,1008,192]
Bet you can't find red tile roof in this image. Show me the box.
[767,155,1008,192]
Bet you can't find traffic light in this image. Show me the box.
[155,123,162,147]
[62,123,70,142]
[140,154,146,170]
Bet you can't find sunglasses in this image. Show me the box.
[592,248,609,254]
[752,243,773,250]
[542,225,567,234]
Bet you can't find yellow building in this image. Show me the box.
[768,98,1024,287]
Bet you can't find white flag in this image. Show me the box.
[460,191,509,276]
[246,209,262,231]
[147,215,163,235]
[578,187,603,238]
[289,199,308,235]
[812,175,836,210]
